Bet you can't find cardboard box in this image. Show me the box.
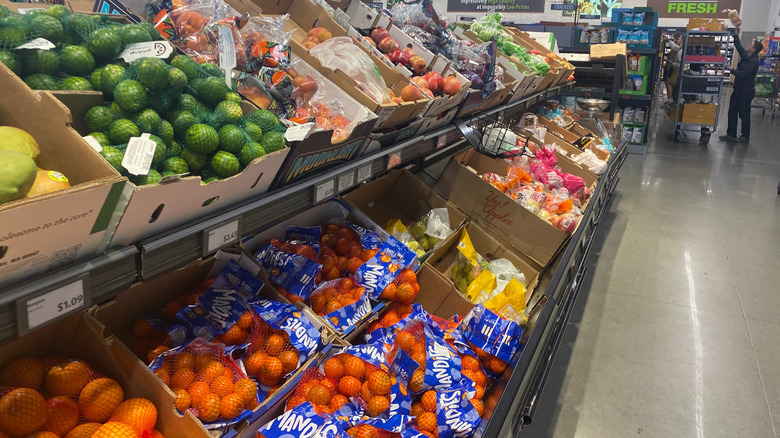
[343,169,468,243]
[0,311,208,437]
[414,263,474,319]
[687,18,727,31]
[94,250,332,436]
[0,64,127,288]
[590,42,627,60]
[505,27,575,86]
[433,149,597,267]
[55,97,291,247]
[681,102,717,124]
[417,105,459,135]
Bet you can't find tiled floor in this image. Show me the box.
[520,97,780,437]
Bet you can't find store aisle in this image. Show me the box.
[521,102,780,438]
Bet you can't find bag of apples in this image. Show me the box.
[242,298,321,400]
[149,338,257,427]
[0,356,165,438]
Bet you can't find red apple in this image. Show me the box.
[378,37,400,53]
[371,27,390,44]
[442,75,462,96]
[408,55,426,75]
[402,47,417,59]
[307,27,333,43]
[389,49,410,65]
[423,88,434,98]
[410,76,429,89]
[424,71,443,94]
[400,84,422,102]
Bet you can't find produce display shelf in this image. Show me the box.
[479,138,629,437]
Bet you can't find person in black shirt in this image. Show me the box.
[720,24,762,143]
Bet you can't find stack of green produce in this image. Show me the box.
[0,5,287,185]
[469,14,551,77]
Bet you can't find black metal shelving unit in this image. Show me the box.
[0,79,631,438]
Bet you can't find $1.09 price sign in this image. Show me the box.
[204,218,242,256]
[18,276,90,334]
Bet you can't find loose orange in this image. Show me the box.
[234,378,258,405]
[323,357,345,380]
[338,376,361,397]
[173,388,192,411]
[200,361,226,383]
[45,361,91,397]
[220,393,244,420]
[0,388,48,436]
[310,294,326,313]
[306,384,331,405]
[0,357,45,391]
[395,332,417,353]
[91,422,140,438]
[173,352,195,371]
[470,398,484,416]
[258,356,283,386]
[421,390,437,412]
[196,393,221,422]
[366,395,389,417]
[109,398,158,436]
[210,375,234,397]
[342,355,365,379]
[265,334,286,357]
[79,377,124,423]
[237,311,253,329]
[278,350,299,374]
[170,367,196,390]
[330,394,348,411]
[64,423,102,438]
[188,381,210,407]
[367,371,391,396]
[42,396,79,436]
[460,355,480,372]
[416,412,437,433]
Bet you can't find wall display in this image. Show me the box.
[562,0,621,19]
[646,0,742,18]
[446,0,544,13]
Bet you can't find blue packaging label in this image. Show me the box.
[139,315,190,348]
[286,226,322,243]
[256,244,322,300]
[256,402,327,438]
[365,304,428,345]
[422,329,463,392]
[250,299,321,368]
[347,222,384,249]
[436,387,482,438]
[390,348,420,393]
[458,305,522,363]
[325,293,373,333]
[388,379,412,418]
[355,236,418,300]
[340,343,391,370]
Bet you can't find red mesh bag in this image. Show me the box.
[389,322,427,394]
[242,312,301,399]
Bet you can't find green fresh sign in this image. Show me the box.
[667,1,718,14]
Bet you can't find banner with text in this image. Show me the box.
[646,0,742,19]
[447,0,544,13]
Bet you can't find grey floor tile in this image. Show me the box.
[745,318,780,436]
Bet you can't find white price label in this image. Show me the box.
[24,279,88,331]
[284,123,315,142]
[218,26,237,88]
[205,220,240,254]
[357,164,372,182]
[338,171,355,191]
[375,106,395,126]
[83,135,103,153]
[15,38,55,51]
[315,180,335,203]
[119,41,174,62]
[122,133,156,176]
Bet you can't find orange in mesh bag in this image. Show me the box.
[149,339,255,423]
[389,323,428,394]
[243,316,300,396]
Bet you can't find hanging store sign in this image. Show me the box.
[446,0,544,13]
[646,0,742,18]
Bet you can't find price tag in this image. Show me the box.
[357,164,372,182]
[314,180,335,203]
[218,25,237,88]
[338,171,355,191]
[17,276,90,334]
[203,219,241,256]
[83,135,103,153]
[122,133,156,176]
[118,41,174,62]
[284,123,315,142]
[15,38,55,51]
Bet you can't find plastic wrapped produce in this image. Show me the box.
[309,37,391,105]
[572,149,607,175]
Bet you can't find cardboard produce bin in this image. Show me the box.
[419,222,540,319]
[0,64,127,288]
[433,149,597,267]
[0,311,208,437]
[93,250,333,437]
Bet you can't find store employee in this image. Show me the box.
[720,22,762,143]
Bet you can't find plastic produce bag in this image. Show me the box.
[424,208,451,240]
[572,149,607,175]
[562,173,586,198]
[309,37,390,105]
